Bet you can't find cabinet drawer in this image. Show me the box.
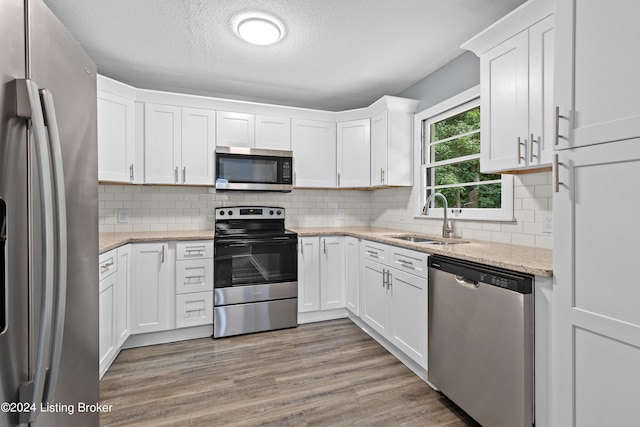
[176,291,213,329]
[176,241,213,260]
[99,249,118,281]
[361,240,388,263]
[390,247,428,278]
[176,259,213,294]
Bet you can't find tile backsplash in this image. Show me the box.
[99,171,552,249]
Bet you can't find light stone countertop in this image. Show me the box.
[99,226,552,277]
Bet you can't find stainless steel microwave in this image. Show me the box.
[215,147,293,192]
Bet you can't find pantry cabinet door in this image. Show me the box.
[144,104,182,184]
[555,0,640,148]
[182,107,215,185]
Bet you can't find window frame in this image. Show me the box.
[412,85,514,221]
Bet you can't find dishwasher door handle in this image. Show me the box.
[455,275,479,289]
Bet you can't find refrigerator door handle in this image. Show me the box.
[40,89,68,405]
[16,79,56,424]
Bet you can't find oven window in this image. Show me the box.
[215,240,297,287]
[217,156,278,184]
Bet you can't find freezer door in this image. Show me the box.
[0,1,29,427]
[28,0,99,426]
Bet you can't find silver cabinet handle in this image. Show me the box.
[380,168,384,184]
[174,166,179,183]
[293,171,296,186]
[129,164,134,182]
[554,154,563,193]
[367,250,379,258]
[161,245,165,263]
[388,272,392,289]
[382,269,388,288]
[299,241,303,254]
[555,106,569,146]
[16,79,56,424]
[396,258,414,268]
[322,239,326,254]
[100,261,114,270]
[337,172,341,187]
[530,134,536,162]
[517,137,524,163]
[40,89,68,404]
[183,166,186,183]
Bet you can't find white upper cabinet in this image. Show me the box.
[462,0,553,173]
[369,98,418,187]
[144,103,182,184]
[145,103,215,185]
[181,107,215,185]
[97,76,138,183]
[555,0,640,149]
[255,115,291,150]
[337,119,370,188]
[216,111,255,148]
[291,119,337,188]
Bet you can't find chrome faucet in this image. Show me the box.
[422,192,454,238]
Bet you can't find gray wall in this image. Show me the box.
[397,51,480,111]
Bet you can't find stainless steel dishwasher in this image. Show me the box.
[428,255,534,427]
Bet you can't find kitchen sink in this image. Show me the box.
[388,235,468,245]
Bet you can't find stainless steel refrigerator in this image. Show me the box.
[1,0,99,426]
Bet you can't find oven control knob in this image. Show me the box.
[276,210,282,215]
[219,211,224,216]
[228,210,233,216]
[270,210,274,215]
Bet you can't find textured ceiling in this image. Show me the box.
[44,0,526,111]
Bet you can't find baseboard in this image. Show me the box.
[122,325,213,349]
[298,308,348,324]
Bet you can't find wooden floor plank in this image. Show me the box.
[100,319,478,426]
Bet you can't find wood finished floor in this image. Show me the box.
[100,319,479,427]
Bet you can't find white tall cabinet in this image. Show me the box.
[552,1,640,426]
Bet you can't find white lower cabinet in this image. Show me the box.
[298,236,345,314]
[130,242,174,334]
[175,241,213,329]
[99,246,131,379]
[360,241,427,366]
[344,237,360,315]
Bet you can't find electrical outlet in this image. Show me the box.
[542,213,553,233]
[117,209,129,224]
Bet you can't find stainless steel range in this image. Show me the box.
[213,206,298,338]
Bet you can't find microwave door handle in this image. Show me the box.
[40,89,68,405]
[16,79,56,424]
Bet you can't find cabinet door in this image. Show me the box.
[144,103,182,184]
[370,111,388,187]
[291,119,337,188]
[337,119,370,188]
[99,273,117,379]
[130,243,174,334]
[116,246,131,349]
[553,139,640,427]
[555,0,640,149]
[216,111,255,148]
[176,259,213,294]
[479,30,529,173]
[298,237,320,312]
[387,268,427,366]
[528,15,554,166]
[320,237,345,310]
[255,115,291,150]
[175,291,213,329]
[344,237,360,315]
[97,90,136,183]
[181,107,215,185]
[361,259,388,336]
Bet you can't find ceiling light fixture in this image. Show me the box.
[235,15,284,46]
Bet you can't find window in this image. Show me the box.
[415,86,513,220]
